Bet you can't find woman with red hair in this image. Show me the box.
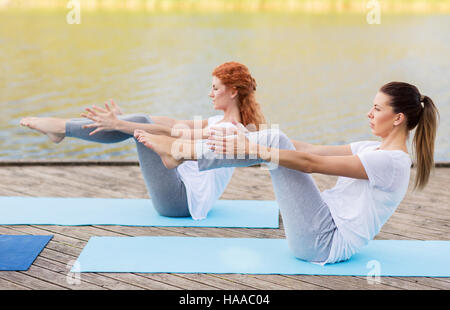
[20,62,265,220]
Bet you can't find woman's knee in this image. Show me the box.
[253,128,293,150]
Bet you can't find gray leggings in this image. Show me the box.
[198,129,337,262]
[66,114,190,217]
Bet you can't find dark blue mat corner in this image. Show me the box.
[0,235,53,271]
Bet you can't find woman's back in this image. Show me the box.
[177,115,237,220]
[321,140,412,263]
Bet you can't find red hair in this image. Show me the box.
[212,62,266,130]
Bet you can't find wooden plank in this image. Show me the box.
[22,264,105,290]
[31,256,107,290]
[352,276,439,290]
[92,225,183,237]
[137,274,220,290]
[0,270,66,290]
[0,187,32,197]
[375,231,415,240]
[398,196,450,215]
[436,278,450,283]
[387,216,449,236]
[34,253,146,290]
[236,274,328,290]
[382,277,450,290]
[214,274,304,290]
[98,273,183,290]
[175,274,257,290]
[0,277,31,290]
[284,275,399,290]
[7,167,124,198]
[381,221,447,240]
[38,166,140,197]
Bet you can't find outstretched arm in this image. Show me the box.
[150,116,209,130]
[113,118,211,140]
[271,149,368,179]
[291,139,352,156]
[81,102,210,139]
[208,128,367,180]
[115,119,172,136]
[81,104,173,136]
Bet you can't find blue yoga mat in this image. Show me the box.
[0,197,279,228]
[72,236,450,277]
[0,235,53,271]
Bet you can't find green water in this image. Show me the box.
[1,10,449,160]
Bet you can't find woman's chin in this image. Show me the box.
[371,130,380,137]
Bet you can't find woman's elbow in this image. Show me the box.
[302,154,316,174]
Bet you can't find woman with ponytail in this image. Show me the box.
[20,62,265,220]
[137,81,440,264]
[378,82,439,191]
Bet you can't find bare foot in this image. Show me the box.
[134,130,183,169]
[20,117,66,144]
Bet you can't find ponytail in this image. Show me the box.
[411,95,440,191]
[380,82,440,191]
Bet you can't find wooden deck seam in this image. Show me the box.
[0,277,32,290]
[31,257,108,290]
[0,271,67,290]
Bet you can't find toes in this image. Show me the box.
[143,140,153,149]
[20,117,37,127]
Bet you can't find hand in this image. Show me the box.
[81,100,120,135]
[109,99,124,115]
[207,122,255,156]
[97,99,124,115]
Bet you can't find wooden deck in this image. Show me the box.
[0,163,449,290]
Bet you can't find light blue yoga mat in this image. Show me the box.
[0,197,278,228]
[72,236,450,277]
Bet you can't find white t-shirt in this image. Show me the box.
[176,115,236,220]
[320,140,412,264]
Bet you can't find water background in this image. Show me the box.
[1,10,449,160]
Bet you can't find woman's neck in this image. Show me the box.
[221,103,242,124]
[378,127,409,153]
